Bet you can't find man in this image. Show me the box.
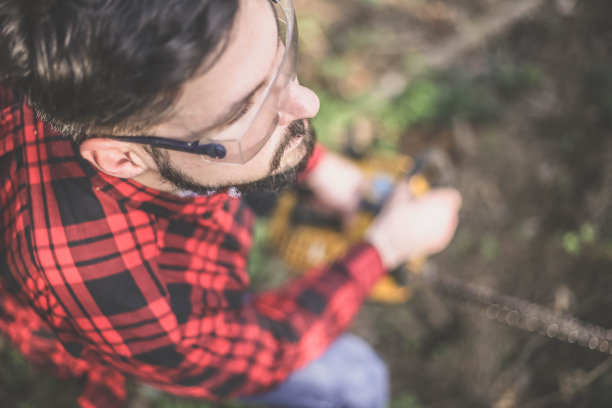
[0,0,461,407]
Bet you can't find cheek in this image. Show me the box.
[235,124,286,170]
[257,125,285,156]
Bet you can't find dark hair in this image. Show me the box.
[0,0,239,138]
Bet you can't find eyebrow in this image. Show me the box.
[216,80,268,128]
[185,79,268,138]
[209,37,283,132]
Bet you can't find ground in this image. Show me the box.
[1,0,611,407]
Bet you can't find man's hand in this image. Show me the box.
[366,182,462,270]
[304,152,365,218]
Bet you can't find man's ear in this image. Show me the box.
[79,138,150,179]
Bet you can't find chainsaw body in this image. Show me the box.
[268,151,435,303]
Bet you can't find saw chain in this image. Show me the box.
[416,264,612,355]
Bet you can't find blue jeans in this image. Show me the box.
[241,334,389,408]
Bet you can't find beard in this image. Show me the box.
[145,120,317,196]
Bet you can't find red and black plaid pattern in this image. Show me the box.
[0,83,385,407]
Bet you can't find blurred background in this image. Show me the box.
[2,0,611,406]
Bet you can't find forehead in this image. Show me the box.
[155,0,278,135]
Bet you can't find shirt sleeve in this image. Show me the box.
[149,239,385,400]
[298,142,327,182]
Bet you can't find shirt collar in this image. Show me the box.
[87,157,234,218]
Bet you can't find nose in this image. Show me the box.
[278,82,320,126]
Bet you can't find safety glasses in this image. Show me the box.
[99,0,297,164]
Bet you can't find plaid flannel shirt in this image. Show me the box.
[0,84,385,407]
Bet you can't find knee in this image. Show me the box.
[243,334,389,408]
[331,334,389,408]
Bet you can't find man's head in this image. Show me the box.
[0,0,320,194]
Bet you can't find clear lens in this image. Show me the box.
[202,0,297,164]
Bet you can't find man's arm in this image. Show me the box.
[103,182,460,400]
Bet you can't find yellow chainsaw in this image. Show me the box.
[267,148,453,303]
